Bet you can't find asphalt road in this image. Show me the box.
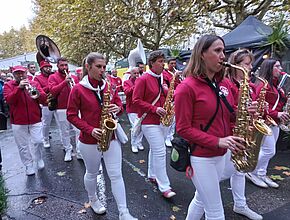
[1,112,290,220]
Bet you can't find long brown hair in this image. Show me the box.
[82,52,105,79]
[184,35,225,78]
[258,58,279,88]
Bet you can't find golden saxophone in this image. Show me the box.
[98,80,117,152]
[256,77,277,126]
[160,70,176,126]
[221,62,272,172]
[279,92,290,131]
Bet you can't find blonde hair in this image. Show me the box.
[225,49,254,82]
[82,52,105,79]
[184,35,225,78]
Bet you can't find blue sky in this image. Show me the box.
[0,0,34,33]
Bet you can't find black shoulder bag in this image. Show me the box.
[170,78,234,172]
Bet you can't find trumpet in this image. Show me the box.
[20,77,40,99]
[64,69,75,88]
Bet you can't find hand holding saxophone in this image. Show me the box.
[247,100,258,116]
[218,136,245,154]
[278,111,290,123]
[156,107,166,117]
[108,103,121,114]
[91,128,102,140]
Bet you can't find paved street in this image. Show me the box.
[1,113,290,220]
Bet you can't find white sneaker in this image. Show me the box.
[165,138,172,147]
[37,159,45,170]
[260,176,279,188]
[131,146,138,153]
[233,205,263,220]
[90,199,106,214]
[76,152,83,160]
[137,145,144,151]
[43,140,50,148]
[26,165,35,176]
[119,209,138,220]
[64,150,72,162]
[245,173,268,188]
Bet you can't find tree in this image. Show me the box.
[31,0,201,64]
[195,0,290,31]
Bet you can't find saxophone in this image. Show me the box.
[160,70,176,126]
[256,77,277,126]
[221,62,272,172]
[98,80,117,152]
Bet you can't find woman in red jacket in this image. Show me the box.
[175,35,246,220]
[67,52,137,220]
[246,58,290,189]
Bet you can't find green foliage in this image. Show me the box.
[0,175,8,215]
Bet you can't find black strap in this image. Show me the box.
[157,77,165,96]
[92,90,103,106]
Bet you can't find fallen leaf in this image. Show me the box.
[57,171,66,176]
[78,208,87,214]
[33,197,46,205]
[139,160,145,164]
[133,167,140,172]
[170,215,176,220]
[84,202,90,208]
[269,175,284,181]
[143,194,148,199]
[274,166,290,171]
[282,171,290,176]
[172,206,181,212]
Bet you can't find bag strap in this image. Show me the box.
[272,90,280,111]
[138,90,161,121]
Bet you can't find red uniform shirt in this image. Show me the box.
[108,75,123,93]
[67,77,123,144]
[123,77,138,113]
[34,73,51,106]
[175,76,235,157]
[3,80,47,125]
[48,71,79,109]
[132,72,168,125]
[162,69,181,89]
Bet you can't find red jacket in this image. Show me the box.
[108,75,123,92]
[255,77,286,123]
[123,77,138,113]
[34,73,51,106]
[48,71,79,109]
[3,80,47,125]
[175,76,235,157]
[67,78,123,144]
[162,69,181,89]
[132,72,168,125]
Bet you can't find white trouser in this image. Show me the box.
[54,109,72,151]
[252,125,280,176]
[221,150,246,208]
[186,155,226,220]
[142,124,171,192]
[127,113,143,147]
[166,117,175,140]
[41,106,56,141]
[12,122,43,166]
[79,140,128,213]
[73,126,81,155]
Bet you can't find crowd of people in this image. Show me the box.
[0,34,289,220]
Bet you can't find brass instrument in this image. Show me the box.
[20,77,40,99]
[160,70,176,126]
[98,80,118,152]
[221,62,272,172]
[279,92,290,132]
[64,69,75,88]
[256,77,277,126]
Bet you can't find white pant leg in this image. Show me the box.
[29,122,44,162]
[186,155,226,220]
[128,113,143,147]
[253,126,279,176]
[72,125,81,155]
[166,117,175,140]
[55,109,72,151]
[221,150,246,208]
[12,124,33,166]
[78,141,102,201]
[142,124,171,192]
[41,106,54,141]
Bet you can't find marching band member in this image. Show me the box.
[108,69,123,93]
[133,50,176,198]
[67,52,137,220]
[175,35,247,220]
[221,49,263,220]
[123,67,144,153]
[27,62,37,80]
[246,58,290,188]
[3,66,47,175]
[34,60,54,148]
[48,57,79,162]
